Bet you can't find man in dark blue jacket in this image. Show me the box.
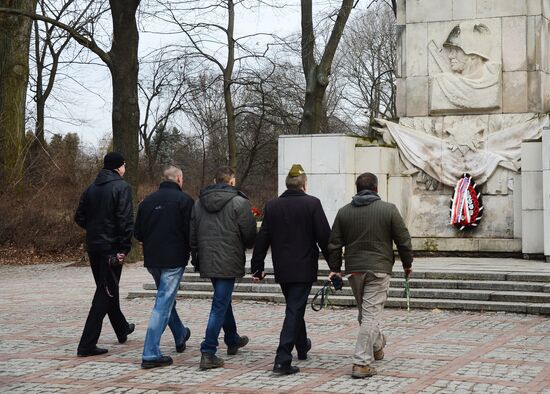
[75,152,135,357]
[251,164,331,375]
[134,165,194,369]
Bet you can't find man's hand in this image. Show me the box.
[251,271,266,282]
[329,271,342,281]
[116,253,126,264]
[404,267,413,278]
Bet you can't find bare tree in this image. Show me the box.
[0,0,141,196]
[139,49,198,179]
[0,0,37,186]
[30,0,108,146]
[152,0,277,171]
[339,4,397,136]
[299,0,355,134]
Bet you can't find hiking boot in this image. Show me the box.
[141,355,173,369]
[351,364,377,379]
[374,334,386,361]
[199,352,224,370]
[297,338,312,360]
[176,327,191,353]
[227,335,249,355]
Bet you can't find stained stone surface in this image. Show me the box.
[0,262,548,393]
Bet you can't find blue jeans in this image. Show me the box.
[200,278,241,355]
[142,267,187,361]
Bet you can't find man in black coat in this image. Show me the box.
[134,165,194,369]
[74,152,135,357]
[251,164,331,375]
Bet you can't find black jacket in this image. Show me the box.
[134,181,194,268]
[190,184,257,278]
[251,189,331,283]
[75,169,134,254]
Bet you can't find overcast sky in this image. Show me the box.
[36,1,367,148]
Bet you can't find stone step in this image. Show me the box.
[126,289,550,315]
[142,281,550,303]
[182,268,550,282]
[177,274,550,292]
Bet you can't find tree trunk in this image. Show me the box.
[224,0,236,170]
[108,0,140,198]
[0,0,36,185]
[299,0,353,134]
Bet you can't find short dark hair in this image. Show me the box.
[285,174,307,190]
[215,166,235,184]
[356,172,378,193]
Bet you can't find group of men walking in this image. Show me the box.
[74,152,413,379]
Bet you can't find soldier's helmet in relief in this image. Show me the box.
[443,22,492,60]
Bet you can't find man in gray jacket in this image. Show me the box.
[328,172,413,379]
[191,166,257,370]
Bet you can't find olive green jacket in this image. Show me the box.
[328,191,413,275]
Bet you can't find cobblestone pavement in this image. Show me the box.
[0,263,548,393]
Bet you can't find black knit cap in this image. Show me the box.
[103,152,125,170]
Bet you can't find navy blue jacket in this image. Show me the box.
[251,189,331,283]
[134,181,194,268]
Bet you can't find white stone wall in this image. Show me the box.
[521,140,544,254]
[543,127,550,259]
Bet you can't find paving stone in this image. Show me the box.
[129,365,226,385]
[485,347,550,363]
[45,361,139,380]
[400,342,475,358]
[215,369,323,390]
[419,379,519,393]
[0,382,84,393]
[427,330,497,344]
[507,335,550,348]
[0,358,66,377]
[0,261,549,393]
[314,375,416,393]
[452,361,543,384]
[376,357,449,375]
[89,387,176,394]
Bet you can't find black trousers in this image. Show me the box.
[78,252,129,352]
[274,282,312,366]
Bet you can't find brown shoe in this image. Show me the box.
[374,334,386,361]
[352,364,377,379]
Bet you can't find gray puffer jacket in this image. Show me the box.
[190,184,257,278]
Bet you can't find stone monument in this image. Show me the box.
[279,0,550,257]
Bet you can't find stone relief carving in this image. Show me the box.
[374,115,549,187]
[429,22,501,114]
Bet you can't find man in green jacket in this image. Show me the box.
[191,166,257,370]
[328,172,413,379]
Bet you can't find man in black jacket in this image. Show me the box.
[74,152,135,357]
[134,165,194,369]
[251,164,331,375]
[191,166,257,370]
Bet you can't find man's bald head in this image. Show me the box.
[163,165,183,188]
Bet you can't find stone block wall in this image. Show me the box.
[396,0,550,117]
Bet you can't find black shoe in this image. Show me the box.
[176,327,191,353]
[77,346,108,357]
[141,355,173,369]
[118,323,135,344]
[227,335,249,355]
[297,338,312,360]
[273,363,300,375]
[199,352,224,370]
